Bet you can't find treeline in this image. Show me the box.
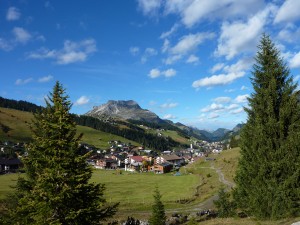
[0,96,42,112]
[74,115,181,151]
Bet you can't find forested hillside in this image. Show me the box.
[0,97,185,151]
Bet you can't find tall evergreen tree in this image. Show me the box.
[9,81,118,224]
[148,187,166,225]
[234,34,300,219]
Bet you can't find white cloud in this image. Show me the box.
[227,104,239,110]
[148,68,161,78]
[215,5,275,59]
[160,102,178,109]
[0,38,13,51]
[6,7,21,21]
[225,89,235,93]
[211,63,225,73]
[163,114,177,119]
[27,39,97,65]
[274,0,300,24]
[290,52,300,68]
[38,75,53,83]
[164,0,265,27]
[59,39,96,64]
[28,47,56,59]
[145,48,157,55]
[137,0,161,16]
[235,94,249,103]
[75,96,90,106]
[192,72,245,88]
[164,54,182,65]
[129,46,140,56]
[241,85,249,90]
[163,68,176,77]
[223,57,253,73]
[171,32,215,55]
[161,39,170,53]
[201,103,224,113]
[13,27,32,44]
[141,47,157,63]
[15,78,33,85]
[148,68,177,78]
[193,57,252,88]
[231,107,244,114]
[186,54,199,64]
[213,97,231,103]
[277,25,300,43]
[160,24,179,39]
[208,112,219,119]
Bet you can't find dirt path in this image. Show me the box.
[210,162,235,190]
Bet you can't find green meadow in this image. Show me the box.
[1,148,300,224]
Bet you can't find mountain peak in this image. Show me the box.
[86,100,162,123]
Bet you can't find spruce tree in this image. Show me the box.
[149,187,166,225]
[234,34,300,219]
[10,81,118,224]
[214,188,235,218]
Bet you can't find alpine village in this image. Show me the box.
[1,33,300,225]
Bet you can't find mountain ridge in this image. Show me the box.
[85,100,244,141]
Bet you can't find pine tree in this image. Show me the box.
[234,34,300,219]
[9,81,118,224]
[149,187,166,225]
[214,188,235,218]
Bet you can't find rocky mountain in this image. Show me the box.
[232,123,244,133]
[85,100,164,124]
[86,100,245,142]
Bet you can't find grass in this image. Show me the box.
[193,217,300,225]
[91,170,201,211]
[0,160,221,212]
[0,108,34,143]
[77,125,140,149]
[213,147,240,184]
[0,173,21,199]
[160,130,191,145]
[0,107,140,149]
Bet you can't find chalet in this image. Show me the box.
[95,158,118,169]
[129,156,144,164]
[0,158,22,173]
[156,154,184,167]
[149,162,173,174]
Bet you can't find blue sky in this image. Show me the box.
[1,0,300,130]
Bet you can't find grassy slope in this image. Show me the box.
[213,147,240,184]
[0,107,139,149]
[0,108,33,143]
[76,125,140,149]
[145,128,192,146]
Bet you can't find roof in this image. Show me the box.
[130,156,144,162]
[162,154,182,161]
[0,158,22,165]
